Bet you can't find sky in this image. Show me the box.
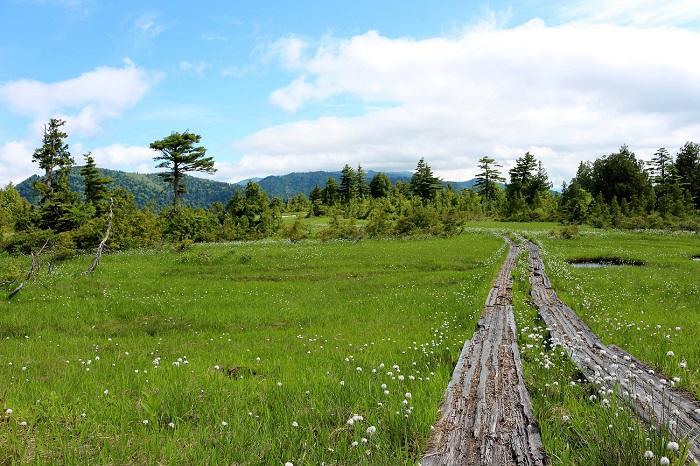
[1,0,700,189]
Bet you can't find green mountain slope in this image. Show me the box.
[16,167,477,210]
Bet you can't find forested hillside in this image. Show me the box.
[2,118,699,263]
[15,168,475,209]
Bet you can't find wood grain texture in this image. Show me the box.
[526,240,700,464]
[421,239,545,466]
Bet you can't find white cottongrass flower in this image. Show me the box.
[660,457,670,465]
[667,441,679,452]
[19,421,27,426]
[5,409,12,414]
[643,450,654,459]
[666,351,675,357]
[103,390,109,395]
[351,441,359,447]
[405,392,412,399]
[292,421,298,428]
[285,463,294,466]
[340,380,345,386]
[221,421,228,426]
[367,425,376,435]
[168,422,175,428]
[142,420,149,425]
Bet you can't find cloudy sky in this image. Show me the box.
[1,0,699,188]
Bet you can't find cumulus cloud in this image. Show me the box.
[0,141,36,186]
[0,59,162,138]
[232,20,700,185]
[90,144,155,170]
[0,141,156,186]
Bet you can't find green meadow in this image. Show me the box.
[1,226,698,465]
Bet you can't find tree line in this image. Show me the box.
[2,118,700,262]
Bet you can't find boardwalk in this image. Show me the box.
[421,240,545,466]
[422,237,700,465]
[526,240,700,464]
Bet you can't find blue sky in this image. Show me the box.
[1,0,700,188]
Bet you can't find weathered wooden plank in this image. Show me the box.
[422,240,545,466]
[525,240,700,464]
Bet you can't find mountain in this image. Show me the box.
[16,168,241,211]
[16,168,479,210]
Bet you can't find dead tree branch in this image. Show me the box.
[85,198,113,274]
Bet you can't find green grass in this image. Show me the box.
[530,229,700,399]
[1,226,697,465]
[0,233,506,465]
[510,241,690,465]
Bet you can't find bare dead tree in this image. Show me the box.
[25,238,51,280]
[85,198,114,274]
[8,282,23,299]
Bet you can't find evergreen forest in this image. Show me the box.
[2,119,700,263]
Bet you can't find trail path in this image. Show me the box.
[421,237,700,465]
[526,239,700,464]
[421,239,545,466]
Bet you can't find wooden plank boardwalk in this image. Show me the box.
[421,239,545,466]
[422,237,700,465]
[526,240,700,464]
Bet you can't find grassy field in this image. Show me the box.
[510,235,693,466]
[530,229,700,399]
[0,232,506,465]
[1,225,697,465]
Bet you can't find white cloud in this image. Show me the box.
[0,141,156,186]
[231,21,700,186]
[555,0,700,28]
[0,141,36,186]
[265,35,309,70]
[0,59,162,138]
[90,144,155,170]
[180,61,210,77]
[134,12,164,39]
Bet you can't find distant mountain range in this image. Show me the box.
[16,167,478,210]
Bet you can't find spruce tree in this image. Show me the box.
[80,153,112,216]
[410,158,442,201]
[339,164,357,203]
[31,118,77,229]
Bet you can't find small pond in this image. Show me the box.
[568,258,644,268]
[570,262,622,269]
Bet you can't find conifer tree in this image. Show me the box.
[474,156,505,203]
[339,164,357,202]
[410,158,442,201]
[150,131,216,206]
[31,118,78,229]
[356,164,368,197]
[80,152,112,215]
